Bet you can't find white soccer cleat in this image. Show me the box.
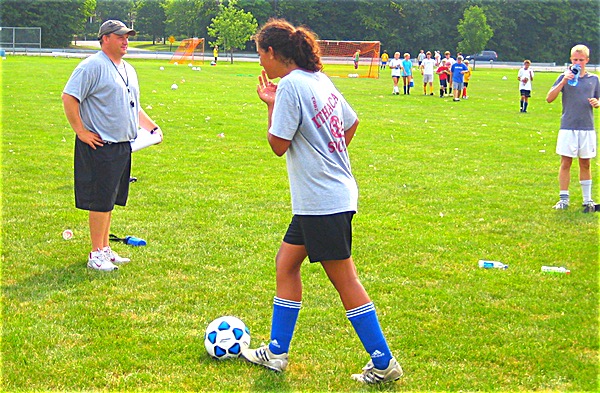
[553,199,570,210]
[241,345,288,372]
[351,357,404,384]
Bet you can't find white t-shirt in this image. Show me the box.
[518,67,534,91]
[389,58,402,77]
[421,58,436,75]
[269,69,359,215]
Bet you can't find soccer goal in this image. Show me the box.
[169,38,204,65]
[318,40,380,79]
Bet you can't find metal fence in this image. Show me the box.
[0,27,42,54]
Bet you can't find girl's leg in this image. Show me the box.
[321,258,393,370]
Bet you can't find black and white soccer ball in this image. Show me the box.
[204,316,251,359]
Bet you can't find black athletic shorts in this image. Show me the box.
[283,211,355,263]
[74,137,131,212]
[520,89,531,98]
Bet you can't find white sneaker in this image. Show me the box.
[351,357,404,384]
[553,199,569,210]
[103,246,130,264]
[87,250,119,271]
[241,345,288,372]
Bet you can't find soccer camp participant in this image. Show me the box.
[389,51,402,95]
[462,59,473,99]
[242,18,403,384]
[380,50,389,69]
[401,52,413,95]
[419,50,436,95]
[436,60,450,97]
[450,55,469,102]
[62,20,163,271]
[353,49,361,69]
[517,59,534,112]
[546,44,600,212]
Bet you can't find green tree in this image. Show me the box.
[457,5,493,61]
[207,0,257,63]
[136,0,166,44]
[0,0,95,47]
[164,0,219,40]
[96,0,135,26]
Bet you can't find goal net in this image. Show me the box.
[169,38,204,65]
[318,40,380,79]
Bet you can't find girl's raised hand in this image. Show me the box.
[257,69,277,105]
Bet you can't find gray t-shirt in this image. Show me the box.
[553,72,600,131]
[269,69,358,215]
[63,51,140,142]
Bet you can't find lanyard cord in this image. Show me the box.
[109,58,129,88]
[108,58,135,108]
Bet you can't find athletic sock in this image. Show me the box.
[347,302,393,370]
[523,102,528,112]
[462,87,467,97]
[440,88,444,97]
[269,297,301,355]
[580,180,592,203]
[403,86,406,94]
[520,100,524,110]
[559,190,570,202]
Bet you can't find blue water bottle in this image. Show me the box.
[568,64,580,86]
[125,236,147,246]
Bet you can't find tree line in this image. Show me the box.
[0,0,598,64]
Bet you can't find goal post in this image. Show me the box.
[318,40,380,79]
[169,38,204,65]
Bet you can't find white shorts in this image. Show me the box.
[423,74,434,83]
[555,129,597,158]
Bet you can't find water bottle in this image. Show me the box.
[478,260,508,269]
[541,266,570,274]
[568,64,580,86]
[125,236,147,246]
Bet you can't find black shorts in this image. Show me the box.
[440,79,448,87]
[520,89,531,97]
[283,212,354,263]
[74,137,131,212]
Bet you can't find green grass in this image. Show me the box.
[1,55,598,391]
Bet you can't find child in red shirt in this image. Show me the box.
[436,61,451,97]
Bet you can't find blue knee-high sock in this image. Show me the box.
[269,297,301,355]
[347,302,393,369]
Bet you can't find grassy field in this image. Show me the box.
[1,55,598,391]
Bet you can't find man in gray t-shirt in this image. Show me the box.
[62,20,162,271]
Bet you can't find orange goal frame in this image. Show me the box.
[169,38,205,65]
[318,40,380,79]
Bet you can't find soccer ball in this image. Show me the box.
[204,316,251,360]
[171,83,178,90]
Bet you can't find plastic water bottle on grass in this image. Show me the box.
[541,266,570,274]
[478,260,508,269]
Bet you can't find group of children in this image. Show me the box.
[382,50,472,100]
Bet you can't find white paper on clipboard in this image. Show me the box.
[130,128,162,152]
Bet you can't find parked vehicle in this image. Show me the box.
[465,50,498,62]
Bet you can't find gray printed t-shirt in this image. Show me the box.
[63,51,139,142]
[553,72,600,131]
[269,69,358,215]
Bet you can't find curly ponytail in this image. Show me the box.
[255,18,322,72]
